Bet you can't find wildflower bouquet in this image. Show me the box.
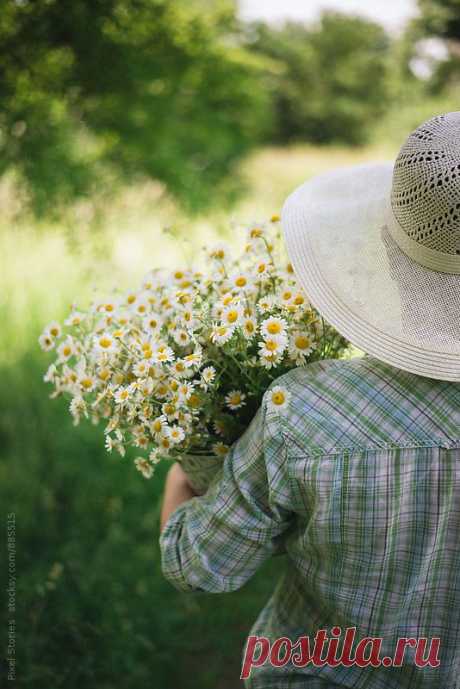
[40,216,348,492]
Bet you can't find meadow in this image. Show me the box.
[0,113,443,687]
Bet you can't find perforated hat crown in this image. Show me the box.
[388,112,460,273]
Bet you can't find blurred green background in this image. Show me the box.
[1,0,460,687]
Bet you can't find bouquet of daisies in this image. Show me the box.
[40,215,348,487]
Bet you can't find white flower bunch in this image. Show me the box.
[40,216,348,479]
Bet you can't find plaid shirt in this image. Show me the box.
[159,355,460,689]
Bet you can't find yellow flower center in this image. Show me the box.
[294,294,305,305]
[176,362,185,372]
[105,304,114,312]
[265,340,278,352]
[295,335,311,350]
[267,322,282,334]
[81,378,93,390]
[188,394,201,409]
[174,271,184,280]
[226,310,239,323]
[235,276,247,287]
[99,337,112,349]
[272,391,286,406]
[50,326,59,336]
[245,321,255,333]
[63,346,72,356]
[250,227,262,238]
[127,295,136,304]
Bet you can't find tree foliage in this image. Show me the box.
[248,13,390,146]
[0,0,271,215]
[414,0,460,91]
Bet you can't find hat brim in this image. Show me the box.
[281,162,460,382]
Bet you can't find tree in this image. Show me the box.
[248,12,390,146]
[415,0,460,90]
[0,0,271,216]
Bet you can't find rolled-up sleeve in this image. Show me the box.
[159,391,294,593]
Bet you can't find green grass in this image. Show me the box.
[0,130,431,687]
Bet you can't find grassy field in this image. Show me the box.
[0,139,404,688]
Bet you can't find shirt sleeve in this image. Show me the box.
[158,390,295,593]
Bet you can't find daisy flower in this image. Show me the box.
[179,308,198,330]
[65,311,85,327]
[211,323,235,345]
[169,425,186,444]
[200,366,216,387]
[219,292,236,308]
[177,381,194,402]
[258,335,288,359]
[143,313,163,333]
[289,331,316,359]
[151,343,175,364]
[212,442,230,458]
[134,457,154,479]
[79,374,97,393]
[69,395,88,423]
[149,449,161,465]
[114,385,132,407]
[230,273,250,292]
[208,242,230,261]
[150,415,169,438]
[222,303,244,327]
[46,321,62,339]
[133,360,150,377]
[260,316,288,338]
[257,295,275,314]
[247,225,264,240]
[138,377,154,397]
[183,348,203,369]
[259,352,283,369]
[225,390,246,411]
[173,329,191,347]
[242,318,257,339]
[94,333,118,355]
[43,363,57,383]
[57,338,75,362]
[268,386,291,411]
[39,332,55,352]
[170,359,191,378]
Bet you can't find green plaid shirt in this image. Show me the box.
[159,355,460,689]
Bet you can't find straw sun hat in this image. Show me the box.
[281,112,460,382]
